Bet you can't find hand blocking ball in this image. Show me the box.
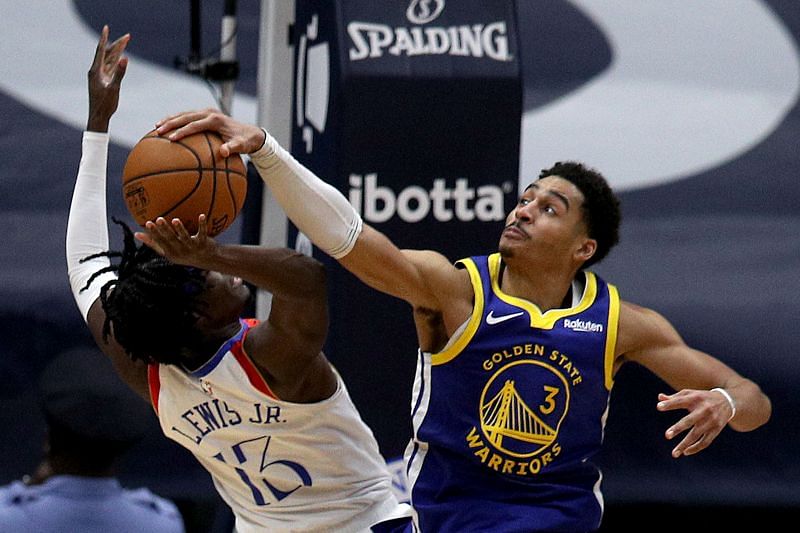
[122,130,247,237]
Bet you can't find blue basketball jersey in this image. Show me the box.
[405,253,620,532]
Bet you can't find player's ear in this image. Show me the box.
[575,238,597,263]
[190,305,211,329]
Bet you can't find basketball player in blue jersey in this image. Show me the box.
[66,27,411,533]
[157,110,773,531]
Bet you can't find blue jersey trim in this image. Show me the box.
[190,319,248,378]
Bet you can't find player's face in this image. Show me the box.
[196,270,251,326]
[499,176,590,263]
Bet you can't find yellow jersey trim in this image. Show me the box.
[488,253,599,330]
[603,283,620,391]
[431,258,485,366]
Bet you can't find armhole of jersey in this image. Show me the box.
[431,258,484,366]
[231,329,278,400]
[147,364,161,415]
[604,283,620,391]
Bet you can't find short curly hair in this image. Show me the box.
[538,161,621,268]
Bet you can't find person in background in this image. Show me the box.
[66,26,410,533]
[154,107,773,532]
[0,347,185,533]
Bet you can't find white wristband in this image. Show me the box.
[711,387,736,422]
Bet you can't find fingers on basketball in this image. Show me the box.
[121,130,247,237]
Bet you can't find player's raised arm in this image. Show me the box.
[66,26,148,399]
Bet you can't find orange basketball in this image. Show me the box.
[122,130,247,237]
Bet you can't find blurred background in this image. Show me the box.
[1,1,798,531]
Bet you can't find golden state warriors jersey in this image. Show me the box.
[149,319,410,533]
[405,254,620,532]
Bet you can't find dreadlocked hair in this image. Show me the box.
[80,218,207,365]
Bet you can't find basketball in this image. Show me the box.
[121,130,247,237]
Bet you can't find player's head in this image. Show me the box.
[536,162,620,268]
[81,219,251,365]
[502,161,620,269]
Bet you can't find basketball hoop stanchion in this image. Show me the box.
[175,0,240,115]
[219,0,238,116]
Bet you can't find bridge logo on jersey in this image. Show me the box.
[467,354,578,477]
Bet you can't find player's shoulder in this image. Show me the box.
[402,248,456,267]
[618,298,663,322]
[617,299,660,334]
[615,298,680,354]
[402,248,467,284]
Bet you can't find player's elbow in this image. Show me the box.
[750,389,772,430]
[281,252,327,299]
[300,254,328,296]
[759,393,773,427]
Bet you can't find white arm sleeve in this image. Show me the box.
[249,130,362,258]
[66,131,117,322]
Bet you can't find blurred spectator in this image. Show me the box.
[0,347,185,532]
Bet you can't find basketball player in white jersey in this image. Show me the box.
[66,26,411,533]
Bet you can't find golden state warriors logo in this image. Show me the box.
[480,359,569,457]
[466,344,581,477]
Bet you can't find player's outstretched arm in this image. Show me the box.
[616,300,771,458]
[67,26,149,400]
[156,110,469,315]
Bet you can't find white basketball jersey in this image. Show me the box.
[148,319,408,533]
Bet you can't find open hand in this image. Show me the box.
[134,215,218,269]
[87,25,130,132]
[656,389,734,458]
